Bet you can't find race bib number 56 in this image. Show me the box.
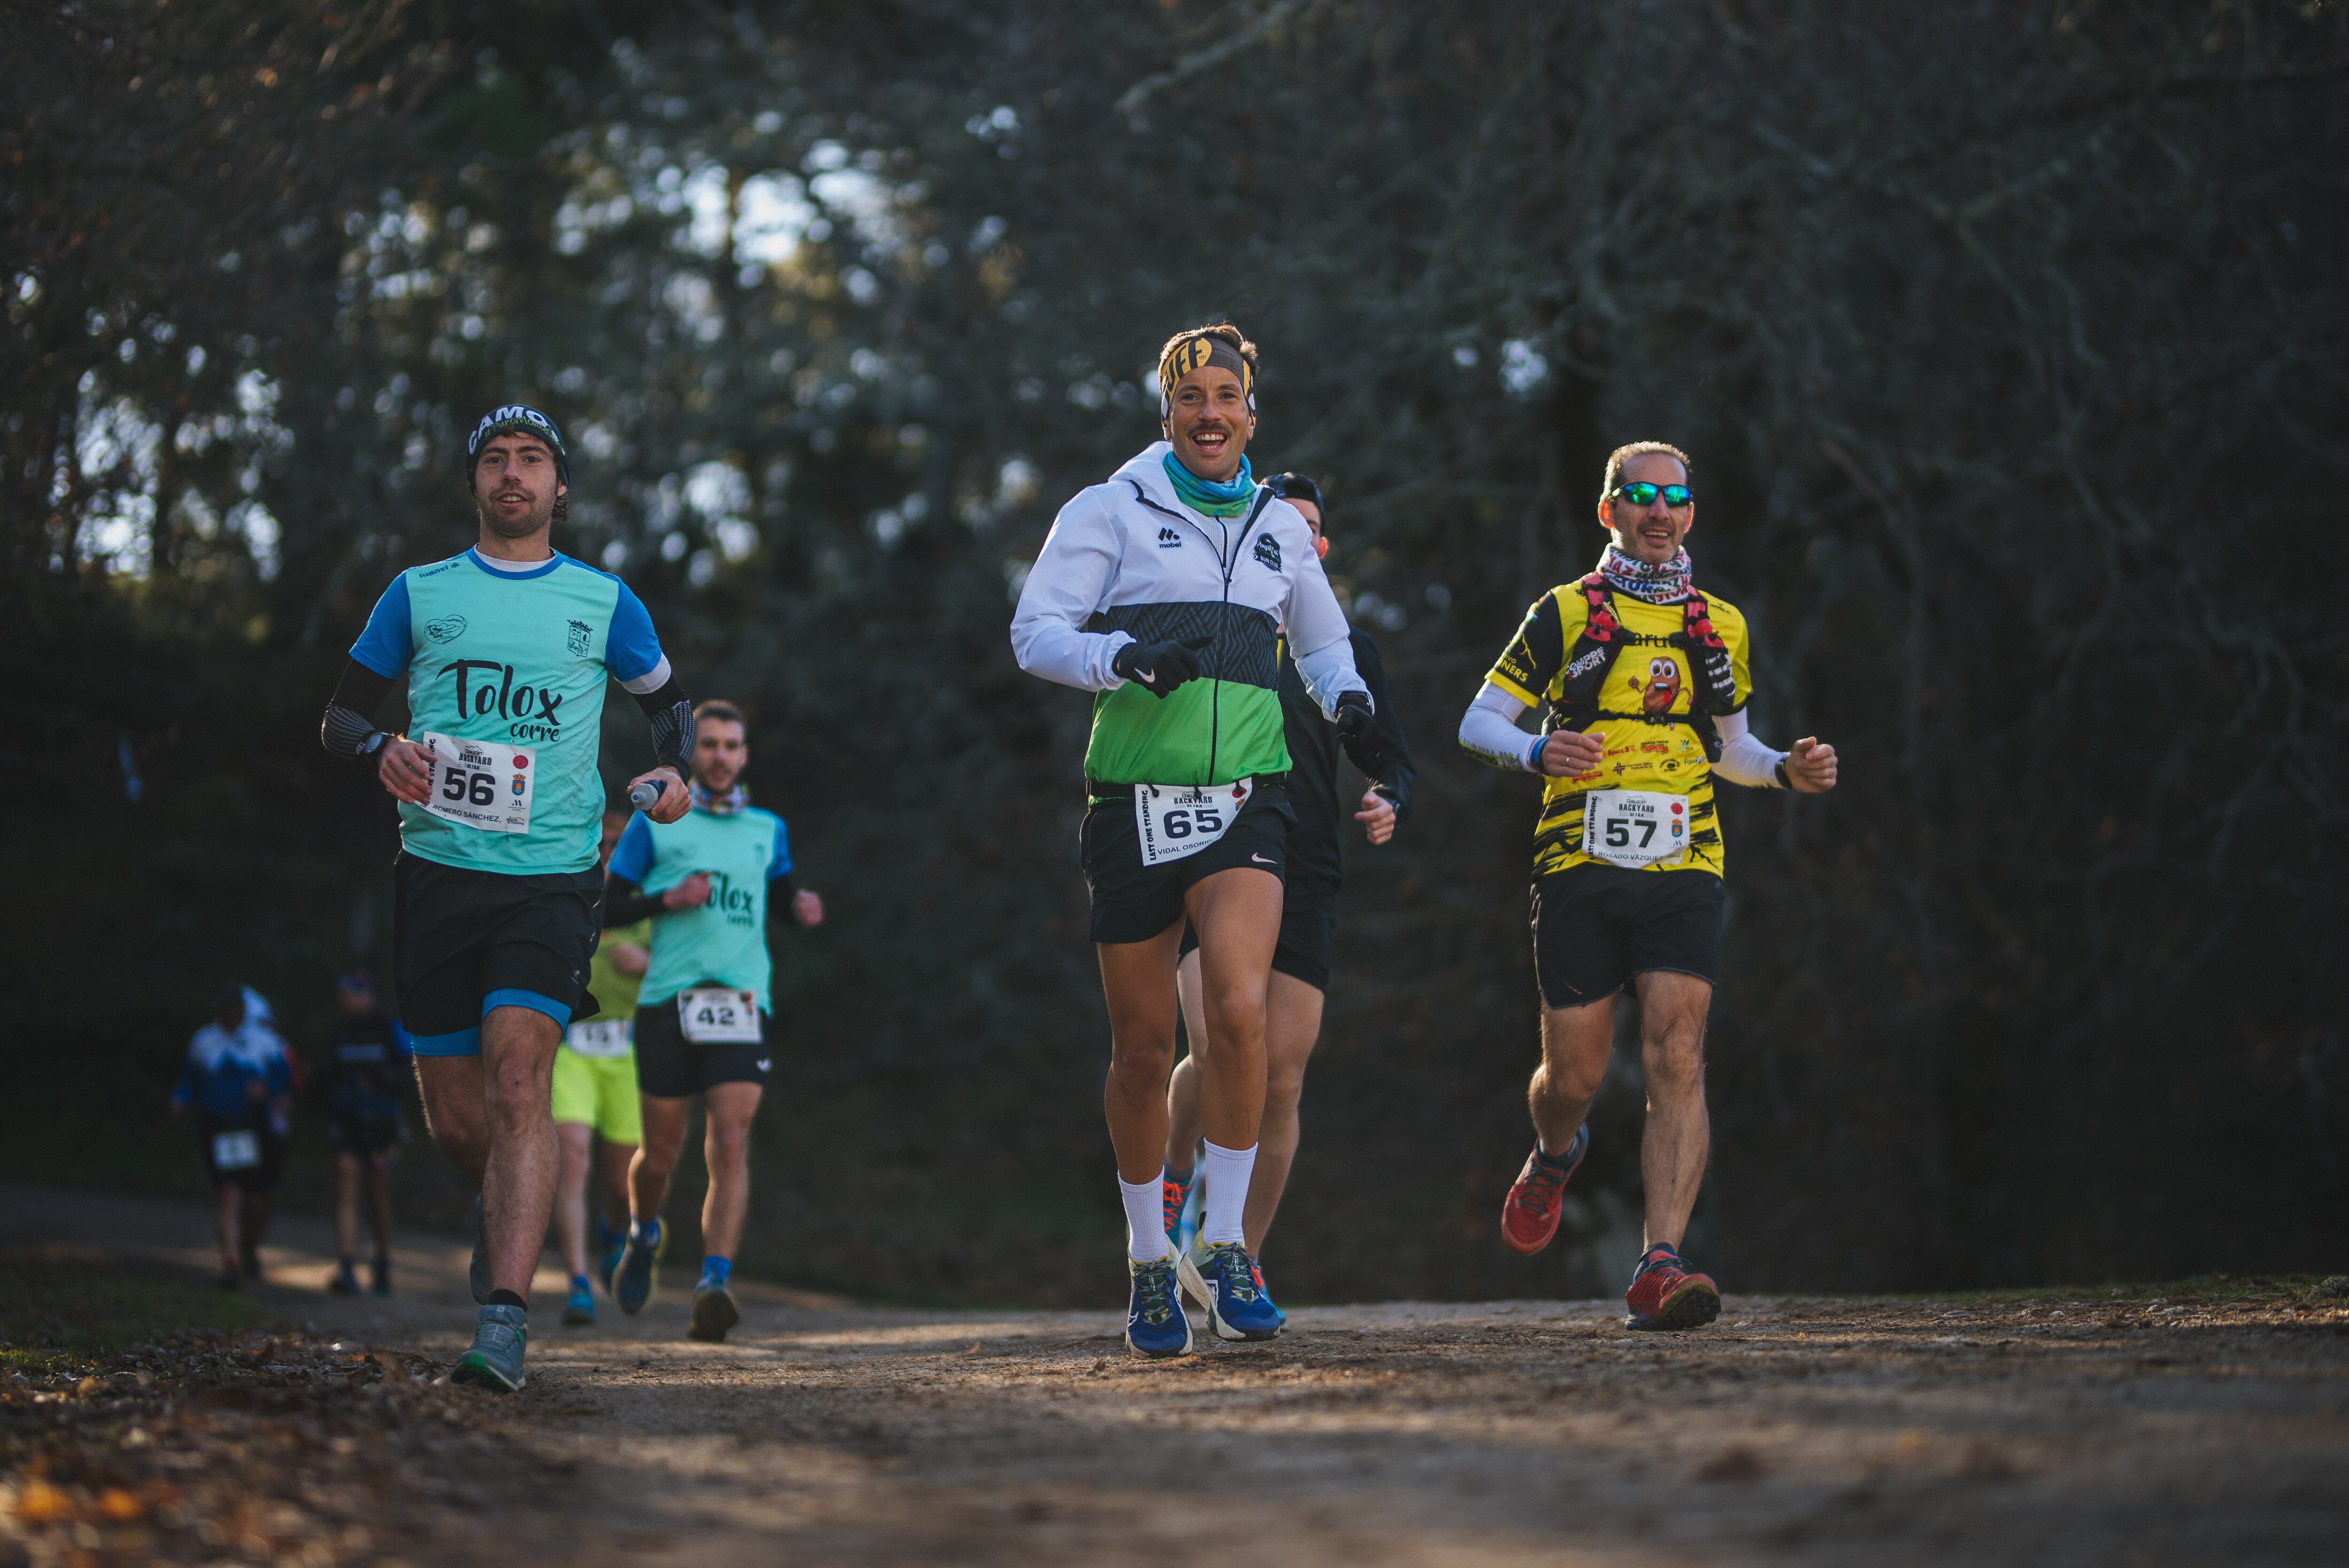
[418,732,534,835]
[1581,789,1689,868]
[1134,778,1252,868]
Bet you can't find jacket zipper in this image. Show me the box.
[1127,481,1276,787]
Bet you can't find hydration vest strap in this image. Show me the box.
[1548,574,1733,762]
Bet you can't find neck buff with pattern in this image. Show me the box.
[691,781,750,816]
[1164,452,1256,518]
[1597,543,1694,603]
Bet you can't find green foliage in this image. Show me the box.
[0,1260,279,1379]
[8,0,2347,1305]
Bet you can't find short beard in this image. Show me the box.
[477,490,557,539]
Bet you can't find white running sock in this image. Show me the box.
[1120,1172,1170,1263]
[1199,1139,1258,1249]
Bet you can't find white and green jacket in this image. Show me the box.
[1011,442,1367,788]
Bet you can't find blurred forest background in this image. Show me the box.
[7,0,2346,1305]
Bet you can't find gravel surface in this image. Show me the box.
[4,1187,2345,1566]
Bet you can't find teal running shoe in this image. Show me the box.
[451,1303,529,1391]
[1182,1242,1283,1342]
[614,1219,664,1315]
[688,1283,740,1343]
[468,1194,491,1306]
[1126,1253,1193,1359]
[562,1278,596,1327]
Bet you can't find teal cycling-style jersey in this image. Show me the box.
[349,550,668,876]
[609,805,792,1012]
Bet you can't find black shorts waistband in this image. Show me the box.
[1086,773,1288,802]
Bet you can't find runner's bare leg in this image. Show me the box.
[700,1082,763,1258]
[1098,922,1188,1185]
[478,1005,562,1299]
[1183,866,1282,1152]
[1632,970,1712,1250]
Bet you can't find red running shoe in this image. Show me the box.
[1623,1244,1720,1331]
[1499,1124,1589,1256]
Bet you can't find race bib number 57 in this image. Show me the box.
[1134,778,1252,868]
[418,732,535,835]
[1581,789,1689,868]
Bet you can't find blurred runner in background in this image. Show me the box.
[606,700,824,1343]
[1162,473,1416,1311]
[168,983,294,1289]
[551,808,651,1327]
[319,970,410,1297]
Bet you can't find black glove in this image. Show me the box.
[1333,690,1374,741]
[1112,634,1214,699]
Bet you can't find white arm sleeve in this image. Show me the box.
[1458,681,1542,772]
[1009,490,1132,691]
[1292,634,1368,720]
[1711,708,1788,788]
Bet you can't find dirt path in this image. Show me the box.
[5,1185,2345,1566]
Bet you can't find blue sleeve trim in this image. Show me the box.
[348,574,414,677]
[407,1025,482,1058]
[763,812,793,880]
[608,813,656,884]
[606,580,664,683]
[483,988,572,1028]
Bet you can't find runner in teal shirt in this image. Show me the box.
[602,699,824,1343]
[318,403,696,1394]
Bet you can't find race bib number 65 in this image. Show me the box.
[418,732,535,835]
[1134,778,1252,868]
[1581,789,1689,868]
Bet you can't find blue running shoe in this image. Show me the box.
[688,1283,740,1343]
[451,1303,529,1391]
[1182,1242,1283,1342]
[614,1219,664,1315]
[1125,1253,1194,1359]
[562,1277,596,1327]
[1160,1168,1198,1257]
[468,1194,491,1306]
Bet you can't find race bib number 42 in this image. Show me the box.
[1581,789,1690,868]
[678,988,761,1044]
[418,732,534,835]
[1133,778,1252,868]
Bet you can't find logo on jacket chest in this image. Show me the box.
[439,660,567,741]
[1157,527,1182,549]
[567,619,593,657]
[1252,534,1281,572]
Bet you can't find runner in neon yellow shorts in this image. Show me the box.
[551,809,650,1325]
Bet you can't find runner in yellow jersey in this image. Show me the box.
[1457,441,1838,1331]
[549,809,649,1326]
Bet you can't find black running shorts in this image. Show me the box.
[1177,877,1339,992]
[392,853,603,1049]
[633,989,773,1098]
[1081,783,1293,946]
[1531,862,1724,1009]
[199,1117,287,1193]
[327,1116,401,1159]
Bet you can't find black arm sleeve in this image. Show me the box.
[631,672,695,777]
[766,874,800,929]
[1342,630,1418,823]
[321,660,398,762]
[602,876,668,928]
